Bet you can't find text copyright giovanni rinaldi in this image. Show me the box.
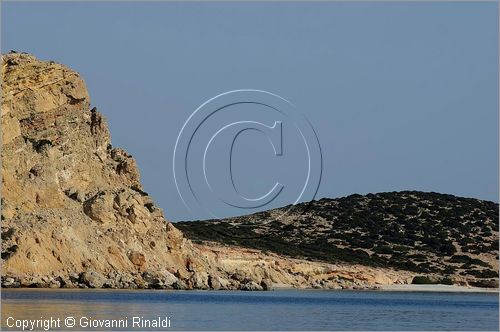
[5,315,172,330]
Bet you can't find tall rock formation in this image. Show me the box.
[0,52,214,288]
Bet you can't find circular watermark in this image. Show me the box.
[173,89,322,220]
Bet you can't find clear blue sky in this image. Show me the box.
[2,1,498,221]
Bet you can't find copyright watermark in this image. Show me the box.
[4,315,171,330]
[173,89,322,220]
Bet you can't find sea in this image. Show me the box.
[1,289,498,331]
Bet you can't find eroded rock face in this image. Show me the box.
[0,52,218,288]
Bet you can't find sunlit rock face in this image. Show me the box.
[0,52,218,288]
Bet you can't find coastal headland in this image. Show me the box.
[1,53,498,291]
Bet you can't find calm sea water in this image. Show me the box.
[1,289,498,331]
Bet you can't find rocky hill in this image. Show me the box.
[177,192,499,287]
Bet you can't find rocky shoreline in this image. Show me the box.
[3,241,497,291]
[1,242,415,291]
[1,271,274,291]
[0,272,387,291]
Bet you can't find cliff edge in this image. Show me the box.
[0,52,223,289]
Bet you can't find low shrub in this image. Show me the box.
[412,276,436,284]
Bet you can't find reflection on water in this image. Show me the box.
[2,289,499,330]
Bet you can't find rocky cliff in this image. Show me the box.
[0,52,229,289]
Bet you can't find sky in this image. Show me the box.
[2,1,498,221]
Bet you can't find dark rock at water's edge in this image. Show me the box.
[0,271,277,291]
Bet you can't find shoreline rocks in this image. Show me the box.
[0,272,277,291]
